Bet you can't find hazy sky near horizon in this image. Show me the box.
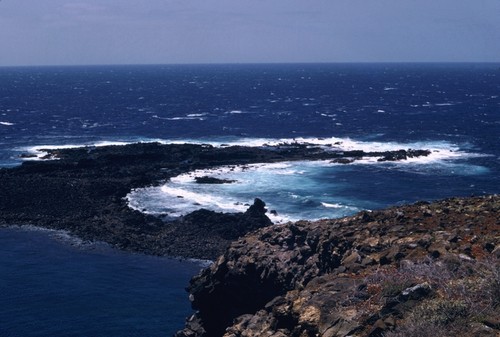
[1,0,499,66]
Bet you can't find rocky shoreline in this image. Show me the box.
[0,142,497,336]
[176,195,499,337]
[0,142,431,260]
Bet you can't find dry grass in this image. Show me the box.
[361,256,500,336]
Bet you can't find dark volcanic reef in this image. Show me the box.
[0,141,429,259]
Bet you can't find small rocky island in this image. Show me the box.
[0,142,497,336]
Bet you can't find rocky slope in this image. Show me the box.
[176,195,499,337]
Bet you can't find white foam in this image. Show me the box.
[127,159,361,222]
[17,136,475,165]
[164,117,206,121]
[127,160,323,223]
[128,184,294,223]
[320,202,361,214]
[0,121,14,126]
[18,141,133,161]
[160,185,248,214]
[126,140,486,223]
[92,141,132,147]
[7,224,108,249]
[127,183,249,218]
[136,137,484,217]
[19,144,85,161]
[321,202,343,208]
[166,136,457,159]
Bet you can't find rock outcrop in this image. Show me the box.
[159,199,273,259]
[177,195,499,337]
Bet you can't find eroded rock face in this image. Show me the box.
[176,195,500,337]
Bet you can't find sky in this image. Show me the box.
[0,0,499,66]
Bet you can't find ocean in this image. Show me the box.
[0,63,499,336]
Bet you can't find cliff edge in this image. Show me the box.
[177,195,499,337]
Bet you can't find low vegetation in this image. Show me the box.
[369,256,500,337]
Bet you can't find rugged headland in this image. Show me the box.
[176,195,499,337]
[0,141,430,259]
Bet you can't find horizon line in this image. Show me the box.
[1,61,500,69]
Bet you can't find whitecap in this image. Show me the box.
[18,141,136,161]
[435,102,455,106]
[164,117,206,121]
[321,202,360,211]
[321,202,343,208]
[0,121,14,126]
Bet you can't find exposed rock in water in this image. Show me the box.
[176,195,500,337]
[377,149,431,162]
[195,176,237,184]
[330,158,355,164]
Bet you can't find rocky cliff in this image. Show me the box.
[177,195,499,337]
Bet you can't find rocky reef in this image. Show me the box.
[177,195,499,337]
[0,142,432,259]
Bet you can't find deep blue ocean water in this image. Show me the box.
[0,63,499,336]
[0,227,202,337]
